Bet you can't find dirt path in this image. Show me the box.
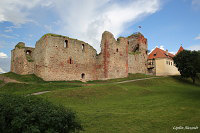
[0,76,50,95]
[28,77,159,95]
[116,77,159,84]
[0,75,23,83]
[31,91,50,95]
[0,75,161,95]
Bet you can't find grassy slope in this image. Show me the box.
[40,76,200,133]
[0,82,83,95]
[1,72,44,83]
[0,80,3,85]
[2,72,153,84]
[0,72,83,95]
[0,73,200,132]
[0,72,153,95]
[87,73,155,84]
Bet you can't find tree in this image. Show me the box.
[0,94,83,133]
[173,50,200,84]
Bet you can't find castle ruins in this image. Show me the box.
[11,31,148,81]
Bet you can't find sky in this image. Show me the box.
[0,0,200,73]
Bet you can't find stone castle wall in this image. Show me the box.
[127,33,148,74]
[11,31,148,81]
[38,35,98,81]
[33,37,48,79]
[97,32,128,80]
[11,42,34,75]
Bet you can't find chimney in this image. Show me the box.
[166,49,168,56]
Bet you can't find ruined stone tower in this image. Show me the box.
[11,31,148,81]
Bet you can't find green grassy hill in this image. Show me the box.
[0,73,200,133]
[0,80,3,85]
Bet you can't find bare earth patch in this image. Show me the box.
[0,75,23,83]
[31,91,50,95]
[115,77,159,84]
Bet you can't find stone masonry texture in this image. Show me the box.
[11,31,148,81]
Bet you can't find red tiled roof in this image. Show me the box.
[176,46,184,55]
[148,47,175,59]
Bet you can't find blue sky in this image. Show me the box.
[0,0,200,73]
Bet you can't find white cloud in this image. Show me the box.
[192,0,200,5]
[189,44,200,51]
[41,1,54,7]
[0,67,5,73]
[44,25,53,32]
[192,0,200,9]
[0,0,161,52]
[150,45,159,53]
[160,45,164,50]
[52,0,161,52]
[0,40,6,48]
[194,34,200,40]
[0,34,16,39]
[0,58,11,73]
[4,25,21,33]
[0,40,16,49]
[169,51,175,55]
[0,0,44,25]
[150,45,164,53]
[0,52,8,58]
[28,34,33,38]
[149,45,175,54]
[4,28,13,32]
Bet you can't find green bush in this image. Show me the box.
[0,94,83,133]
[26,54,34,62]
[173,50,200,84]
[0,80,3,85]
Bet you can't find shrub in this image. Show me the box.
[0,94,83,133]
[26,54,34,62]
[0,80,3,85]
[173,50,200,84]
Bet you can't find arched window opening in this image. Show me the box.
[69,58,72,64]
[132,44,139,52]
[64,40,68,48]
[82,44,85,51]
[26,50,31,55]
[116,48,119,52]
[81,73,85,79]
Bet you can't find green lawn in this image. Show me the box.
[87,73,155,84]
[0,80,3,85]
[0,82,82,95]
[0,73,200,133]
[0,72,84,95]
[39,76,200,133]
[1,72,84,84]
[1,72,44,83]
